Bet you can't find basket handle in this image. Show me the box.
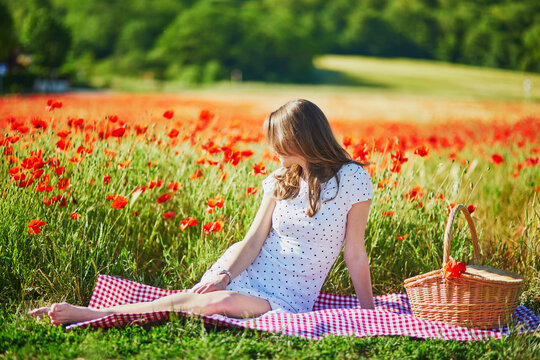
[442,204,480,266]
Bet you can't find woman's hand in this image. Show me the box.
[190,274,229,294]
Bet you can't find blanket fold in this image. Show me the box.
[65,275,539,341]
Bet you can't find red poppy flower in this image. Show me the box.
[390,161,402,173]
[206,144,223,155]
[31,118,48,130]
[31,169,44,181]
[68,117,84,128]
[57,178,70,190]
[219,171,227,182]
[207,195,224,209]
[203,220,224,234]
[132,185,147,195]
[241,149,254,158]
[190,169,203,180]
[251,162,267,175]
[135,125,148,134]
[118,160,131,169]
[467,205,476,214]
[55,139,70,151]
[106,194,118,201]
[180,217,198,231]
[68,154,83,164]
[163,110,174,119]
[446,202,457,213]
[198,109,214,121]
[342,136,353,148]
[391,150,408,164]
[28,218,46,234]
[443,260,467,279]
[35,182,53,192]
[156,193,172,204]
[247,187,259,196]
[223,148,241,166]
[111,127,126,138]
[381,211,395,217]
[70,213,81,220]
[404,186,423,201]
[47,157,60,168]
[57,130,71,138]
[163,211,176,219]
[46,99,62,111]
[167,129,179,138]
[57,196,67,207]
[524,157,538,166]
[397,234,408,241]
[378,179,397,189]
[148,179,163,188]
[414,145,429,157]
[107,115,118,123]
[490,154,503,165]
[103,174,111,185]
[196,157,206,165]
[7,135,19,144]
[111,196,128,209]
[168,182,182,192]
[352,143,370,162]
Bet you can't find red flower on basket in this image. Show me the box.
[443,260,467,279]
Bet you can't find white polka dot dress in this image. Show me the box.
[199,163,373,313]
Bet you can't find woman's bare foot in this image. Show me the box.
[29,303,111,325]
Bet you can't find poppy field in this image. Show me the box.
[0,93,539,320]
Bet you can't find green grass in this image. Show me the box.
[87,55,540,102]
[2,309,540,359]
[314,55,540,101]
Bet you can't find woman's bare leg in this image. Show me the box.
[29,290,271,325]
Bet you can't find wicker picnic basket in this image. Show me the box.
[404,204,524,329]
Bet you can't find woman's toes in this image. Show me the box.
[29,307,51,318]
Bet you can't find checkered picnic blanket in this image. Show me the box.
[66,275,540,341]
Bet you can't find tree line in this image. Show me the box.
[1,0,539,88]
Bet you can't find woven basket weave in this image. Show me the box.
[404,204,523,329]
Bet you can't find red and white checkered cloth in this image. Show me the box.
[66,275,540,341]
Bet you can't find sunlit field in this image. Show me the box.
[0,93,539,358]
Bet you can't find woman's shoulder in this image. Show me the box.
[269,167,285,177]
[262,167,285,194]
[338,162,374,206]
[338,162,370,179]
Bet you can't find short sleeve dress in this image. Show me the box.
[198,162,373,314]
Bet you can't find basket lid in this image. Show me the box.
[464,265,523,283]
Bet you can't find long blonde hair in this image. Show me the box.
[264,99,365,217]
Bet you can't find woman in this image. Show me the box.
[30,99,374,325]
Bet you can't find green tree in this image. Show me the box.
[0,0,17,62]
[521,23,540,72]
[151,0,317,83]
[341,8,410,57]
[384,0,441,58]
[461,17,505,68]
[19,1,71,75]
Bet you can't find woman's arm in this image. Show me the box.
[343,200,374,309]
[191,193,276,293]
